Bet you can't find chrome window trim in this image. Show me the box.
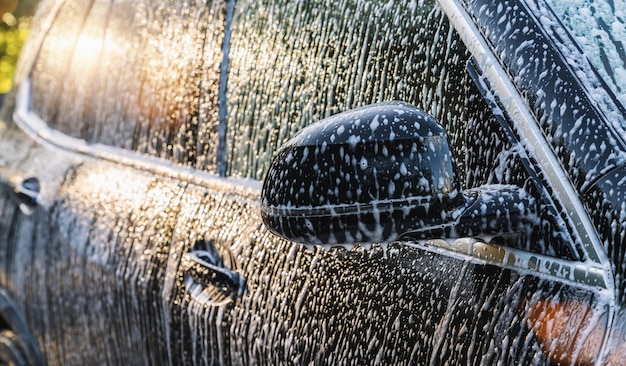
[438,0,614,291]
[412,238,609,290]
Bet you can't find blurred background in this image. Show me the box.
[0,0,39,94]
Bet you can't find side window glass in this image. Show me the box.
[547,0,626,109]
[225,0,470,180]
[28,0,225,173]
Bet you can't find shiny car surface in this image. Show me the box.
[0,0,625,364]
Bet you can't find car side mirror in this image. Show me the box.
[261,102,537,245]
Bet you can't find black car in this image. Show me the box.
[0,0,625,364]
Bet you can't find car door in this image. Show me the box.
[0,0,617,365]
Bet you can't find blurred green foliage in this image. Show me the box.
[0,15,29,93]
[0,0,39,94]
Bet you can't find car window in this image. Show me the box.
[225,0,469,180]
[547,0,626,108]
[27,0,225,173]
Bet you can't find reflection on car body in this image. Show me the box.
[0,0,625,364]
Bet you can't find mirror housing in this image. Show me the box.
[261,102,537,245]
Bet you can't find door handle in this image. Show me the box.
[183,250,246,297]
[12,177,40,215]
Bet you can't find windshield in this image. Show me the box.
[547,0,626,108]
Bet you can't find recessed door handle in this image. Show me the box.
[183,250,246,297]
[12,177,40,214]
